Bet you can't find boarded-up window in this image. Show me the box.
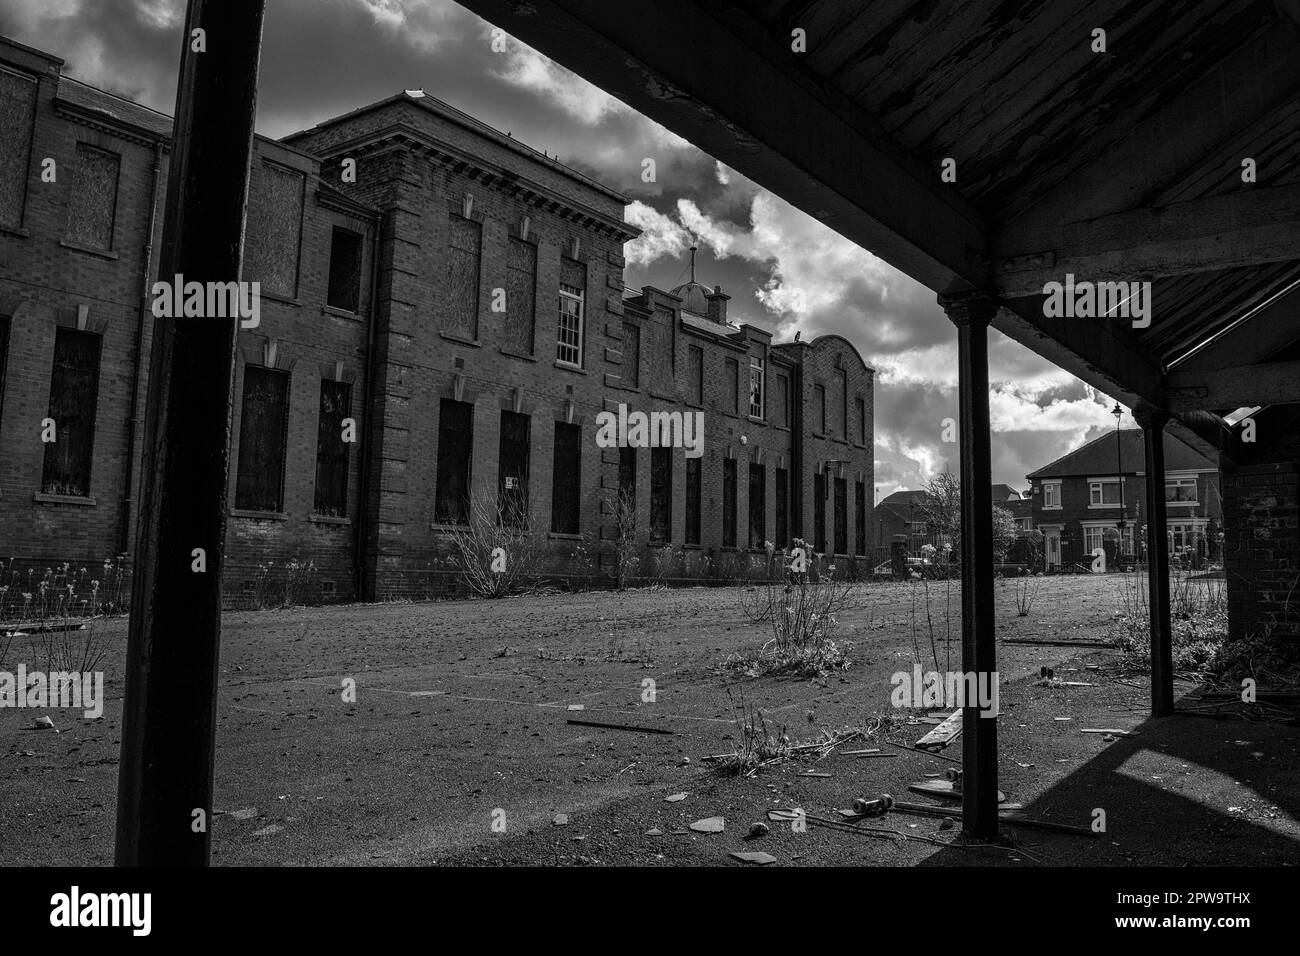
[814,472,826,553]
[855,481,867,555]
[815,384,827,433]
[0,314,10,425]
[235,366,290,511]
[724,358,738,414]
[551,422,580,534]
[64,144,120,250]
[775,374,789,427]
[685,456,701,545]
[622,322,640,388]
[557,258,585,366]
[688,345,703,405]
[246,163,305,298]
[434,399,473,524]
[498,410,530,527]
[327,227,363,312]
[748,463,765,549]
[856,396,866,444]
[447,215,482,339]
[836,368,848,439]
[313,380,350,517]
[41,328,100,497]
[650,446,671,543]
[722,459,737,547]
[652,306,674,393]
[505,237,536,355]
[619,446,636,502]
[0,67,37,229]
[834,476,848,554]
[775,468,789,548]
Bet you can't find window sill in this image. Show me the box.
[682,543,703,550]
[748,415,766,425]
[500,348,537,362]
[441,332,480,348]
[231,509,287,521]
[59,239,118,260]
[259,291,300,307]
[0,224,30,239]
[548,532,583,541]
[33,493,96,506]
[1042,506,1062,511]
[554,361,587,375]
[719,546,741,553]
[309,513,351,525]
[321,305,364,321]
[430,522,469,532]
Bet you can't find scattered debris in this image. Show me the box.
[645,828,663,836]
[748,822,770,838]
[1081,728,1137,736]
[32,716,56,731]
[664,793,688,803]
[840,748,881,755]
[851,794,894,817]
[908,778,1008,803]
[552,814,569,826]
[767,808,802,822]
[915,710,962,750]
[229,808,258,821]
[689,816,725,833]
[566,704,585,711]
[252,824,282,837]
[882,740,963,764]
[565,718,673,735]
[856,753,897,759]
[797,771,832,778]
[730,851,777,865]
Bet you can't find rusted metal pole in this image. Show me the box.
[1136,403,1175,716]
[115,0,266,866]
[940,291,1000,842]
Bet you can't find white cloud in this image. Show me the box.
[491,33,626,124]
[625,201,693,267]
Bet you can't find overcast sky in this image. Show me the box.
[1,0,1131,499]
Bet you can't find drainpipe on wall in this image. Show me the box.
[352,208,383,601]
[119,140,165,556]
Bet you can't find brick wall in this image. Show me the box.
[1223,431,1300,643]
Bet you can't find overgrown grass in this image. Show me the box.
[1109,571,1229,676]
[712,690,791,776]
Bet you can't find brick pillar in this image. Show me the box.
[939,291,999,841]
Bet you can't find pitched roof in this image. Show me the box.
[57,76,173,140]
[991,483,1022,501]
[879,489,933,507]
[1026,429,1215,480]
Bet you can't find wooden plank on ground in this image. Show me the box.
[915,709,962,750]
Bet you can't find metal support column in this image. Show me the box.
[115,0,266,866]
[939,291,1000,841]
[1135,403,1175,717]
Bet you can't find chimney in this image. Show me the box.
[705,284,730,324]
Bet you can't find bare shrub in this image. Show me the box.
[41,622,108,676]
[711,689,790,776]
[727,538,856,678]
[608,488,640,590]
[444,486,547,598]
[282,557,318,607]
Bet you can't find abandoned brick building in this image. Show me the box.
[0,35,874,603]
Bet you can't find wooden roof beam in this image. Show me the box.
[454,0,990,294]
